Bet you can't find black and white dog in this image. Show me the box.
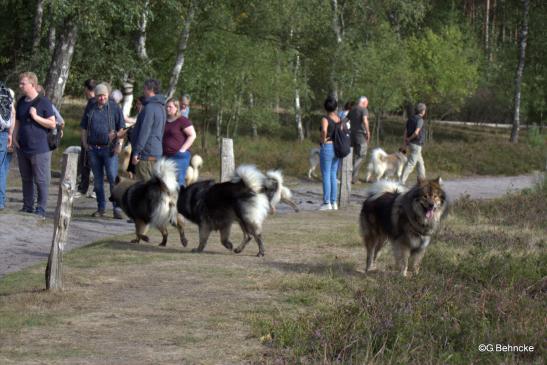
[110,159,185,246]
[177,165,294,257]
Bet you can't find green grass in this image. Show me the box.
[55,102,546,179]
[252,184,547,364]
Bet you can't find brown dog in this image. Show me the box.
[359,178,449,276]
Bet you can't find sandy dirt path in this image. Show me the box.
[0,172,542,278]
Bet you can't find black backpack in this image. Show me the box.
[327,116,351,158]
[20,95,62,150]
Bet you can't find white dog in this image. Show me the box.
[365,147,408,182]
[265,170,299,214]
[308,147,320,180]
[185,154,203,186]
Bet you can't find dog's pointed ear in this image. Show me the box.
[435,176,443,185]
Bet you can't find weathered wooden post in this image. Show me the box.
[45,151,78,290]
[338,148,353,208]
[220,138,235,182]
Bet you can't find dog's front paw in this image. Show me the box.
[256,251,265,257]
[140,235,150,242]
[233,247,242,254]
[222,241,233,250]
[180,238,188,247]
[130,238,139,244]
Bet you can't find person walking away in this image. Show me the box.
[400,103,427,184]
[80,83,125,218]
[163,98,196,186]
[131,79,167,181]
[0,85,15,210]
[13,72,56,219]
[347,96,370,184]
[318,96,341,211]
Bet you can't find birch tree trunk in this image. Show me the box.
[32,0,45,56]
[166,2,196,100]
[47,25,56,53]
[294,53,304,141]
[485,0,490,52]
[510,0,529,143]
[122,75,134,117]
[137,0,149,61]
[330,0,343,99]
[44,17,78,110]
[249,92,258,138]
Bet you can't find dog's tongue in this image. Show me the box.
[426,209,434,220]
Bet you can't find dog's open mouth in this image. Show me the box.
[424,206,436,220]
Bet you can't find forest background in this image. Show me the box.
[0,0,545,148]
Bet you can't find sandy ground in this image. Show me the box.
[0,165,542,278]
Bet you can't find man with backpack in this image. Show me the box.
[13,72,56,219]
[0,83,15,210]
[347,96,370,184]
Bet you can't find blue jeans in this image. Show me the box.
[319,143,340,204]
[88,146,118,212]
[0,131,12,208]
[167,151,191,187]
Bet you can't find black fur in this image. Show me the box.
[177,178,269,256]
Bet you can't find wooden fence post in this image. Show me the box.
[220,138,235,182]
[338,148,353,208]
[45,151,78,290]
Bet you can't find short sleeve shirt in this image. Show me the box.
[16,96,54,155]
[348,106,368,135]
[162,117,192,156]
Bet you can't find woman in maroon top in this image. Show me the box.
[162,98,196,186]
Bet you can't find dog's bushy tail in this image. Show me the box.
[191,155,203,170]
[233,165,266,194]
[371,148,387,162]
[366,180,408,201]
[153,158,179,194]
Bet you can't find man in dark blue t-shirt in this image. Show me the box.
[80,83,125,218]
[400,103,427,184]
[14,72,56,218]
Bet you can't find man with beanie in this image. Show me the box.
[131,79,166,180]
[80,83,125,218]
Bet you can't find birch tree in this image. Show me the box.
[510,0,529,143]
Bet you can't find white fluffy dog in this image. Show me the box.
[185,154,203,186]
[365,147,408,182]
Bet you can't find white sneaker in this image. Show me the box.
[319,203,332,211]
[332,202,338,210]
[87,191,96,199]
[73,191,82,199]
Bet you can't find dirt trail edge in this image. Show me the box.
[0,173,542,278]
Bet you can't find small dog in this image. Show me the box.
[365,147,407,182]
[110,159,186,246]
[308,147,320,180]
[177,165,272,256]
[185,154,203,186]
[359,177,449,277]
[264,170,299,214]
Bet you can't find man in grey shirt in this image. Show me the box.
[400,103,427,184]
[348,96,370,183]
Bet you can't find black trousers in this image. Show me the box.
[77,141,91,193]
